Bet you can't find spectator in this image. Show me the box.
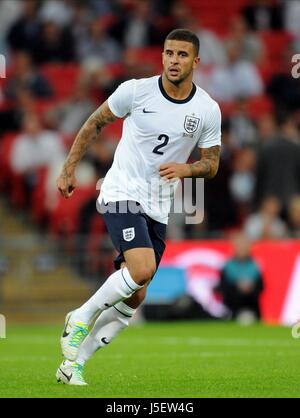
[207,41,263,102]
[255,113,278,146]
[0,0,22,50]
[287,196,300,238]
[38,0,74,27]
[204,120,237,233]
[4,51,53,100]
[279,112,300,144]
[229,147,257,215]
[6,0,40,53]
[77,18,121,64]
[183,17,227,66]
[88,0,112,16]
[0,88,36,135]
[255,115,300,208]
[242,0,283,31]
[244,196,287,240]
[45,81,95,135]
[10,112,65,186]
[32,20,76,64]
[226,15,265,64]
[217,232,264,322]
[109,0,159,48]
[284,0,300,39]
[168,1,226,66]
[89,138,115,178]
[228,98,257,148]
[69,1,93,48]
[102,48,157,98]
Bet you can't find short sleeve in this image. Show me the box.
[197,102,222,148]
[107,79,136,118]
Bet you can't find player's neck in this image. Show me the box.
[161,73,194,101]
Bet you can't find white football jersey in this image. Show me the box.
[99,75,221,224]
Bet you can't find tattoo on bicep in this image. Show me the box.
[90,102,117,137]
[62,102,117,174]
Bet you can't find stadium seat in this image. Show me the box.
[260,31,293,71]
[49,185,97,236]
[31,167,48,225]
[40,64,80,100]
[247,95,274,119]
[101,118,123,142]
[184,0,251,32]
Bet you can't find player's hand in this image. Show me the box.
[56,170,77,198]
[159,162,192,180]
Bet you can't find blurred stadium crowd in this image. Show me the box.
[0,0,300,280]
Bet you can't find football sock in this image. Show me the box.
[72,267,142,324]
[76,301,136,365]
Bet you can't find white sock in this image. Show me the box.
[72,268,142,324]
[76,301,136,366]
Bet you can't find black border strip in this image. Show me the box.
[121,268,135,292]
[113,305,132,318]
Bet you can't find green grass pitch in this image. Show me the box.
[0,321,299,398]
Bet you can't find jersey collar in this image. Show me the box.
[158,76,196,104]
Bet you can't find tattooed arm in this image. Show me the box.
[57,101,117,198]
[188,145,221,179]
[159,145,221,181]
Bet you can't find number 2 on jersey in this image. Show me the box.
[152,134,169,155]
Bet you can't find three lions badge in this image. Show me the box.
[123,227,135,242]
[184,115,200,133]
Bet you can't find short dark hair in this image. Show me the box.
[165,29,200,56]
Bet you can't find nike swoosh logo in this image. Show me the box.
[62,316,71,338]
[101,337,110,345]
[143,108,157,113]
[60,368,72,382]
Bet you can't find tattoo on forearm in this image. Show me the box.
[189,145,221,179]
[62,101,117,176]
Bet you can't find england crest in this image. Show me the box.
[123,227,135,242]
[184,115,200,133]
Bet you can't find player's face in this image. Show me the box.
[162,40,199,85]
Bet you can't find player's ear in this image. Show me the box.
[193,56,200,69]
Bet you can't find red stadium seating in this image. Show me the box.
[49,185,97,236]
[260,30,294,70]
[247,95,274,119]
[185,0,251,33]
[40,64,80,100]
[101,118,123,142]
[31,167,48,225]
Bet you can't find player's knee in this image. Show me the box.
[130,264,156,285]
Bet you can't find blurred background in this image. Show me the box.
[0,0,300,326]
